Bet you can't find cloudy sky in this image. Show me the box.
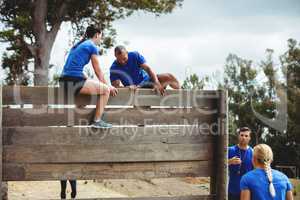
[1,0,300,84]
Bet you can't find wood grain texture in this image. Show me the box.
[2,107,217,126]
[3,86,219,107]
[3,161,212,181]
[4,143,213,163]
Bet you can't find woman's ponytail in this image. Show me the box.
[72,35,87,50]
[263,160,276,198]
[72,25,102,50]
[254,144,276,198]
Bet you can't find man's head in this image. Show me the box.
[114,45,128,65]
[237,127,251,146]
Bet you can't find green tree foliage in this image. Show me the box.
[224,39,300,168]
[266,39,300,168]
[0,0,183,85]
[224,53,262,145]
[182,73,208,90]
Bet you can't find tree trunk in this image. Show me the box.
[30,0,62,86]
[255,125,261,145]
[33,44,52,86]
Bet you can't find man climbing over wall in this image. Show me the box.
[109,45,180,95]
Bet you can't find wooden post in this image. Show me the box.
[217,90,228,200]
[210,90,228,200]
[0,85,2,199]
[0,86,7,200]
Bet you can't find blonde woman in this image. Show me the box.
[240,144,293,200]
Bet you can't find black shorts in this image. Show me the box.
[139,80,154,88]
[59,76,86,96]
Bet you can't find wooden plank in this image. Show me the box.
[3,126,213,145]
[2,86,219,107]
[210,90,228,199]
[2,107,218,126]
[54,196,215,200]
[0,86,7,200]
[0,86,2,198]
[4,143,213,163]
[2,86,133,106]
[3,161,212,181]
[134,89,218,107]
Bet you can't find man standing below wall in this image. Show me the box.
[228,127,254,200]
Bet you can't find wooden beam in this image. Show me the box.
[53,195,215,200]
[2,86,219,107]
[3,161,212,181]
[4,143,213,163]
[2,107,218,126]
[0,85,2,198]
[3,126,214,145]
[210,90,228,199]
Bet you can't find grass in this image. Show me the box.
[290,179,300,197]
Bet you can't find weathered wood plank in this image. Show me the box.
[0,86,2,198]
[2,86,219,107]
[3,161,211,181]
[54,196,215,200]
[2,108,217,126]
[3,126,214,145]
[0,86,7,200]
[210,90,228,199]
[4,143,213,163]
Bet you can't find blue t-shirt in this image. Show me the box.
[62,40,99,79]
[240,168,293,200]
[110,51,150,86]
[228,145,254,195]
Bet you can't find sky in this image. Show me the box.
[1,0,300,84]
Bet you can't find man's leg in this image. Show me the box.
[69,180,77,198]
[157,73,180,89]
[60,180,67,199]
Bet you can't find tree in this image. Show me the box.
[270,38,300,168]
[182,73,208,90]
[0,0,183,85]
[223,40,300,169]
[223,53,279,145]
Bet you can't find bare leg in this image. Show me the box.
[79,79,110,121]
[157,73,180,89]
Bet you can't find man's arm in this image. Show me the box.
[91,55,107,84]
[240,190,251,200]
[140,63,159,83]
[140,63,164,95]
[228,156,242,165]
[286,190,293,200]
[111,80,123,88]
[91,55,118,96]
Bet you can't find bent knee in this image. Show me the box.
[98,83,110,95]
[161,73,176,81]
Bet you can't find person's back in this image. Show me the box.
[62,39,99,79]
[241,168,292,200]
[240,143,294,200]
